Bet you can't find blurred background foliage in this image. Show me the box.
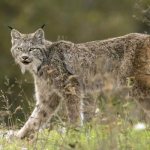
[0,0,150,124]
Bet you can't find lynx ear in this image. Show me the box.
[11,29,22,40]
[33,28,45,43]
[11,29,22,44]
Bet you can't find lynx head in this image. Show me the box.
[10,28,47,74]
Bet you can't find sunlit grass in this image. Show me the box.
[0,121,149,150]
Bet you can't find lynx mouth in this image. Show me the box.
[21,60,31,65]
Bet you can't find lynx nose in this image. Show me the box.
[22,56,29,60]
[21,55,31,64]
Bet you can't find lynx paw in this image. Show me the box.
[1,130,18,140]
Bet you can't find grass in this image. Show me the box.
[0,119,149,150]
[0,87,150,150]
[0,72,150,150]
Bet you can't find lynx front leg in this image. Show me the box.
[17,92,62,139]
[64,76,81,125]
[65,92,81,125]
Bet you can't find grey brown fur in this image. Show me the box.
[10,29,150,138]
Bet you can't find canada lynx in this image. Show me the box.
[10,28,150,138]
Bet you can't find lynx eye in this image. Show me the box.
[29,48,40,52]
[17,47,23,51]
[29,48,34,52]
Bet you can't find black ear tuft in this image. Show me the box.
[8,26,13,30]
[41,24,46,29]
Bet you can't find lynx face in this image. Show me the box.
[10,29,47,74]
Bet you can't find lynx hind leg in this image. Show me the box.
[131,82,150,121]
[17,91,62,139]
[82,93,97,122]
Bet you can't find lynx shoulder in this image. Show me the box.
[10,28,150,138]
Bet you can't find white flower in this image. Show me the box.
[21,148,28,150]
[0,145,3,150]
[95,108,100,113]
[134,123,146,131]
